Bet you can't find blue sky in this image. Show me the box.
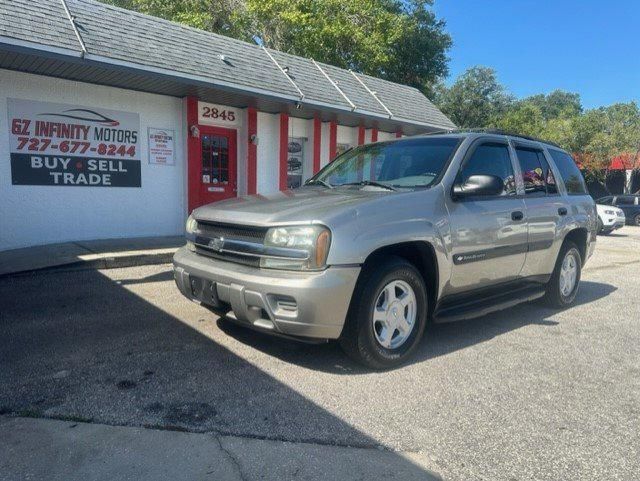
[432,0,640,109]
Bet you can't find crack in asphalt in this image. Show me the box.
[215,435,248,481]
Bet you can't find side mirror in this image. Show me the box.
[453,174,504,198]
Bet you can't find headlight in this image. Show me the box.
[185,215,198,250]
[605,210,615,215]
[186,214,198,234]
[261,225,331,270]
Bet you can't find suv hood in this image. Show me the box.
[192,187,389,226]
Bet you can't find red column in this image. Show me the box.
[358,126,365,145]
[279,113,289,191]
[247,107,257,195]
[186,96,200,213]
[329,121,338,160]
[396,130,403,138]
[313,116,321,174]
[371,128,378,142]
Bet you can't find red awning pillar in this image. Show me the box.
[329,121,338,161]
[358,126,366,145]
[371,128,378,142]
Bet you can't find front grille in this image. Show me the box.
[195,246,261,268]
[197,221,267,244]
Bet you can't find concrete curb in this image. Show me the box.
[0,236,183,276]
[60,250,177,271]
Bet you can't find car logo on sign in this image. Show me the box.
[208,237,224,252]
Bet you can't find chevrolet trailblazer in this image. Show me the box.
[173,131,596,369]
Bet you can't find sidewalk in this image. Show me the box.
[0,417,442,481]
[0,236,184,276]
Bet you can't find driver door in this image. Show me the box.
[445,140,527,294]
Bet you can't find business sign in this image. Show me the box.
[198,101,241,127]
[7,98,141,187]
[148,128,175,165]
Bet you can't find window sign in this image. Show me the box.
[148,128,175,165]
[7,98,141,187]
[198,102,241,127]
[287,137,305,189]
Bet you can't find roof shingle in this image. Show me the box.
[0,0,455,130]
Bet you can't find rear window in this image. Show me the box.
[548,149,587,194]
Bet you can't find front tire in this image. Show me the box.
[634,214,640,226]
[544,241,582,308]
[340,256,428,370]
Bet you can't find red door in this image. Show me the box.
[190,126,237,210]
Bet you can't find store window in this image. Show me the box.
[287,137,305,189]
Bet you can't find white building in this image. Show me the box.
[0,0,455,251]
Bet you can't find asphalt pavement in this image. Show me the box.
[1,227,639,480]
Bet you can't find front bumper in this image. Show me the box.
[173,247,360,340]
[602,215,625,230]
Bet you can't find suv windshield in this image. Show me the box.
[308,137,461,190]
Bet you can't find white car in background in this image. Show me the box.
[596,204,625,235]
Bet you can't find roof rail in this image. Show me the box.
[262,46,305,101]
[424,128,563,149]
[59,0,87,57]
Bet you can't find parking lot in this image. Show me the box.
[1,228,639,480]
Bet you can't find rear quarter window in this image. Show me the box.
[548,149,587,195]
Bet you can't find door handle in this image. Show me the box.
[558,207,568,216]
[511,211,524,221]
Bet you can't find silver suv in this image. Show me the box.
[173,131,596,369]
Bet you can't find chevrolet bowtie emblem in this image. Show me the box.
[208,237,224,252]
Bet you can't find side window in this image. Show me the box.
[548,149,587,194]
[515,147,558,195]
[616,196,634,206]
[457,143,516,196]
[515,147,545,195]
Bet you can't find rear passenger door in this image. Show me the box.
[446,139,527,294]
[512,142,566,279]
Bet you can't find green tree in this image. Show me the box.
[433,66,514,128]
[102,0,451,93]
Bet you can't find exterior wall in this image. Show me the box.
[337,125,358,149]
[256,111,280,194]
[0,69,186,251]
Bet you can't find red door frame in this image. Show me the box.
[186,96,239,212]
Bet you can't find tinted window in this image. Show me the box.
[597,196,613,205]
[458,143,516,196]
[548,149,587,194]
[616,196,635,205]
[515,147,552,195]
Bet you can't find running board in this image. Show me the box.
[433,285,546,323]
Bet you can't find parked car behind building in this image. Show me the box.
[597,195,640,226]
[596,204,625,234]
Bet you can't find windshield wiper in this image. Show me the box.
[305,178,333,189]
[339,180,397,191]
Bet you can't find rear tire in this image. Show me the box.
[339,256,428,370]
[544,241,582,308]
[634,214,640,226]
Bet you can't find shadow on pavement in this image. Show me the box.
[0,268,441,480]
[218,280,617,373]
